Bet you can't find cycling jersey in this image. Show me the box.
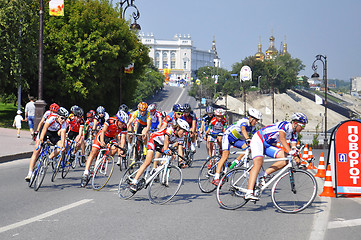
[103,117,127,138]
[202,114,214,131]
[67,115,85,133]
[147,127,184,151]
[259,121,297,146]
[131,110,151,126]
[208,116,227,134]
[222,118,256,151]
[150,111,162,129]
[42,110,55,120]
[45,115,67,132]
[251,121,297,159]
[95,112,110,128]
[163,112,177,128]
[181,111,196,129]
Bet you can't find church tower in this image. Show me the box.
[265,34,278,59]
[255,36,265,61]
[212,36,220,68]
[281,36,288,55]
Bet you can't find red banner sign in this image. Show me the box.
[334,120,361,194]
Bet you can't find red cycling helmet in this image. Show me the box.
[49,103,59,112]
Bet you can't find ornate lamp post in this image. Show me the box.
[311,55,328,149]
[120,0,141,30]
[34,0,47,131]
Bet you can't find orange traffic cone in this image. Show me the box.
[315,152,326,178]
[296,141,301,149]
[319,164,336,197]
[301,144,309,165]
[307,147,317,169]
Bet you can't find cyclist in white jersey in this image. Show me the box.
[129,119,189,193]
[244,112,308,200]
[212,108,262,185]
[25,107,69,182]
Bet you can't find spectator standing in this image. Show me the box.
[25,96,35,137]
[13,110,24,138]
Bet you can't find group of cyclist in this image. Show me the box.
[24,99,309,202]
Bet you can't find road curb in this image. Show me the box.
[0,152,32,164]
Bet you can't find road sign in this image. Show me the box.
[240,66,252,82]
[196,79,201,85]
[202,98,206,105]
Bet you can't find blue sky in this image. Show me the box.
[127,0,361,80]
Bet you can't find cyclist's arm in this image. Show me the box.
[144,118,152,134]
[127,115,135,131]
[241,126,250,140]
[39,122,50,142]
[36,118,46,132]
[279,131,291,153]
[157,115,163,129]
[163,134,172,155]
[99,125,107,147]
[191,119,197,133]
[92,119,98,131]
[58,129,66,149]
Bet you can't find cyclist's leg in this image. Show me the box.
[132,149,154,183]
[264,148,287,175]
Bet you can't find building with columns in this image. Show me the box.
[140,33,220,81]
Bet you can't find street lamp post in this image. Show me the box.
[119,0,141,30]
[311,55,328,149]
[34,0,47,131]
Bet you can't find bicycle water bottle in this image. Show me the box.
[229,159,239,169]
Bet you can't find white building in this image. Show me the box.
[351,76,361,92]
[140,33,220,81]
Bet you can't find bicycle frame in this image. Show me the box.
[144,156,172,187]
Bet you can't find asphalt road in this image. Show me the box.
[1,85,360,240]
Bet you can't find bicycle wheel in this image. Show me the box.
[216,167,249,210]
[271,169,318,213]
[198,156,219,193]
[51,153,63,182]
[29,156,41,187]
[34,156,49,191]
[148,165,183,204]
[61,154,71,179]
[92,155,115,190]
[118,161,143,199]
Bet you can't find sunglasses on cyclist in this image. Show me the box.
[175,112,183,115]
[297,123,305,129]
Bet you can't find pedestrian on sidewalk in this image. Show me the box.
[25,96,35,138]
[13,110,25,138]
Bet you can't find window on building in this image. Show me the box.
[183,61,187,69]
[171,61,175,69]
[155,61,160,68]
[163,61,168,69]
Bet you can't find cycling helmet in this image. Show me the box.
[70,105,79,113]
[176,119,190,132]
[96,106,105,114]
[116,110,129,124]
[183,103,191,112]
[49,103,59,112]
[57,107,69,118]
[214,108,226,116]
[248,108,262,120]
[118,104,129,113]
[161,111,167,118]
[291,112,308,124]
[86,110,95,118]
[138,102,148,111]
[173,103,182,112]
[206,106,214,114]
[148,104,156,111]
[73,107,84,117]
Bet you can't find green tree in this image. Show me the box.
[0,0,39,102]
[42,0,150,112]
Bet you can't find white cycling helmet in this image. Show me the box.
[248,108,262,120]
[291,112,308,124]
[214,108,225,116]
[176,119,190,132]
[116,110,129,124]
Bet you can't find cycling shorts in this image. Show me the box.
[250,132,281,159]
[92,131,114,150]
[147,138,164,153]
[222,133,247,151]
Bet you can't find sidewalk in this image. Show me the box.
[0,127,34,163]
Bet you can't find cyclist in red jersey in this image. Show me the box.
[66,107,85,162]
[81,110,129,182]
[34,103,59,139]
[129,119,190,193]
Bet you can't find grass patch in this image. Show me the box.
[0,102,29,129]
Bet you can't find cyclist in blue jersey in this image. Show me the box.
[245,112,307,201]
[212,108,262,186]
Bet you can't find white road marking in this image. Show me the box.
[309,169,331,240]
[328,218,361,229]
[0,199,93,233]
[172,87,186,112]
